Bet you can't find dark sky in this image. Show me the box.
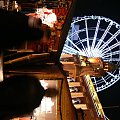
[74,0,120,24]
[73,0,120,120]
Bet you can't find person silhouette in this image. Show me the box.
[0,7,52,120]
[0,8,51,50]
[0,75,45,120]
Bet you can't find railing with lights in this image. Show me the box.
[84,74,105,118]
[80,59,106,119]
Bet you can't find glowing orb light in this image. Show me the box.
[36,7,57,27]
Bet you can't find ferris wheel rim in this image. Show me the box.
[62,15,120,92]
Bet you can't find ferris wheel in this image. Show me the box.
[62,16,120,92]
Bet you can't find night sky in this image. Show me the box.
[73,0,120,120]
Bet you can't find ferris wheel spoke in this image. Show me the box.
[63,44,81,54]
[62,48,76,54]
[103,50,120,58]
[74,40,88,55]
[66,37,83,53]
[99,29,120,50]
[71,24,89,54]
[103,58,120,62]
[91,18,101,49]
[92,77,98,85]
[102,41,120,54]
[95,22,113,49]
[75,40,83,46]
[85,19,90,50]
[72,23,79,37]
[71,23,79,38]
[107,72,116,78]
[101,77,107,84]
[72,24,89,53]
[63,16,120,92]
[110,58,120,62]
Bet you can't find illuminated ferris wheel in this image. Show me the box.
[62,16,120,92]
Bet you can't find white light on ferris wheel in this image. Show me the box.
[62,16,120,92]
[36,7,57,27]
